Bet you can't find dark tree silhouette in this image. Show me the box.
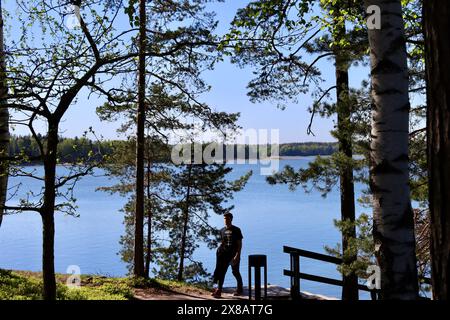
[423,0,450,300]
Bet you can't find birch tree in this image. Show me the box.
[5,0,133,299]
[364,0,419,299]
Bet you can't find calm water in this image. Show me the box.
[0,158,371,299]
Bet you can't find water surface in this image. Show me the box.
[0,158,370,299]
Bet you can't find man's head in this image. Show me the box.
[224,212,233,228]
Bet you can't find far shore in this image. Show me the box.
[15,156,325,167]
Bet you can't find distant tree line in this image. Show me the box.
[7,135,338,164]
[7,135,116,164]
[278,143,337,157]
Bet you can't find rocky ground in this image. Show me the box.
[133,285,337,300]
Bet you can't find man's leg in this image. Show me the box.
[218,263,229,291]
[213,253,231,297]
[231,260,243,294]
[212,250,222,286]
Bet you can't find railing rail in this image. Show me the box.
[283,245,431,300]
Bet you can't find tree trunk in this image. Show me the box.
[331,10,358,300]
[178,164,192,282]
[364,0,418,299]
[134,0,146,278]
[335,54,358,301]
[177,204,190,282]
[0,0,9,228]
[41,123,58,300]
[423,0,450,300]
[144,151,152,278]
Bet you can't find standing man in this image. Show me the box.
[212,212,243,298]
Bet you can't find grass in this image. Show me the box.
[0,269,212,300]
[0,269,134,300]
[138,277,211,295]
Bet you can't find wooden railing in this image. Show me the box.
[283,246,431,300]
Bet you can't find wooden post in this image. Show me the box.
[248,261,252,300]
[370,290,377,300]
[291,253,300,299]
[255,265,261,300]
[264,258,267,299]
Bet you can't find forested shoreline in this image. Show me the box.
[7,135,338,164]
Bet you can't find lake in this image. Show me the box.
[0,158,371,299]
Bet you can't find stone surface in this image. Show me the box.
[134,285,338,300]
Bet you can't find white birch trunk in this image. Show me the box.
[364,0,418,299]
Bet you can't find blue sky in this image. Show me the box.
[5,0,372,143]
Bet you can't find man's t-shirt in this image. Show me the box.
[219,225,243,254]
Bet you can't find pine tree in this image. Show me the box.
[170,159,251,282]
[423,0,450,300]
[134,0,147,278]
[98,79,242,281]
[228,0,366,299]
[0,0,9,228]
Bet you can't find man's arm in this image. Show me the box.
[233,239,242,262]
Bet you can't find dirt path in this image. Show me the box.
[133,285,336,300]
[133,287,248,300]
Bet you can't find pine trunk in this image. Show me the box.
[144,155,152,278]
[177,204,190,282]
[365,0,419,299]
[335,53,358,301]
[134,0,146,278]
[178,165,192,282]
[423,0,450,300]
[0,0,9,227]
[331,9,358,299]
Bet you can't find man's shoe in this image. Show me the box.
[211,288,218,296]
[212,290,222,298]
[233,288,243,296]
